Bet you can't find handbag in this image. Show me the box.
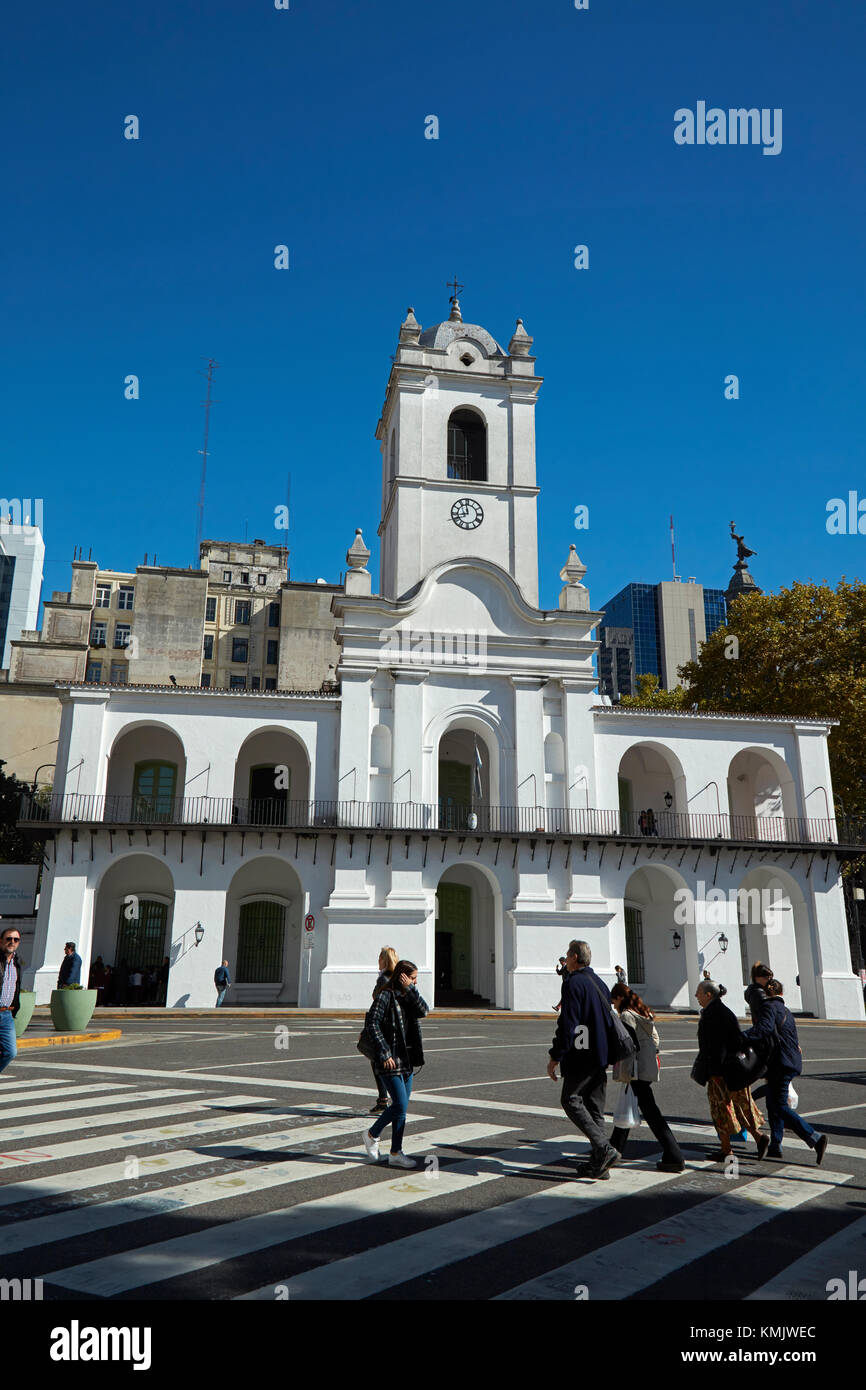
[613,1083,640,1128]
[722,1044,767,1092]
[690,1054,710,1087]
[585,972,637,1066]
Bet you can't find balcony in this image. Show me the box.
[17,793,865,850]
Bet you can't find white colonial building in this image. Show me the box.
[22,299,865,1020]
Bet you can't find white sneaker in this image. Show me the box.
[387,1152,415,1169]
[363,1131,380,1162]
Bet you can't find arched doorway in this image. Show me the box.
[621,864,696,1009]
[437,724,496,831]
[92,855,175,1005]
[727,748,797,841]
[434,863,497,1006]
[233,729,311,826]
[736,866,811,1012]
[105,724,187,823]
[223,858,303,1004]
[617,742,687,837]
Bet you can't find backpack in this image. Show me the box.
[585,971,637,1066]
[356,990,391,1062]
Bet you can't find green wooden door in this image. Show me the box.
[436,883,472,991]
[439,761,472,830]
[133,762,177,822]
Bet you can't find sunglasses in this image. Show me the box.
[2,936,20,943]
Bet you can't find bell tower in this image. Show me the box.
[376,296,542,605]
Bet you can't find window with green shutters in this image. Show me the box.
[624,905,645,984]
[237,901,286,982]
[132,762,177,822]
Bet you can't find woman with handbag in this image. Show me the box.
[744,979,828,1163]
[694,979,769,1162]
[362,960,428,1169]
[609,984,685,1172]
[368,947,399,1113]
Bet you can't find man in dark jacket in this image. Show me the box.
[214,961,231,1007]
[745,979,828,1164]
[547,939,619,1179]
[57,942,82,988]
[0,925,23,1077]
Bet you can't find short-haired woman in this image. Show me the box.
[363,960,428,1169]
[368,947,398,1113]
[694,979,769,1162]
[609,984,684,1172]
[744,978,828,1164]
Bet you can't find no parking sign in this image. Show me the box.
[303,913,315,948]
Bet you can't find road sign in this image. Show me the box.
[302,933,314,950]
[304,913,315,931]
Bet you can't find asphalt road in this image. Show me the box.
[2,1014,865,1303]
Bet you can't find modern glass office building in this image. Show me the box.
[599,580,728,700]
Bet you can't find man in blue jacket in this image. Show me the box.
[547,939,619,1179]
[57,942,82,988]
[745,978,828,1164]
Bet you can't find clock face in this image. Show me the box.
[451,498,484,530]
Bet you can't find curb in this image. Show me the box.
[18,1030,123,1049]
[32,1007,865,1027]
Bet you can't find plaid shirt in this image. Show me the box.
[367,986,429,1075]
[0,955,18,1009]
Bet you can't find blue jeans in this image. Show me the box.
[0,1012,17,1074]
[215,988,227,1007]
[767,1068,817,1150]
[368,1072,413,1153]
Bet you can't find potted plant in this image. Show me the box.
[50,983,97,1032]
[13,990,36,1037]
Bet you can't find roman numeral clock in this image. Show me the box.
[451,498,484,530]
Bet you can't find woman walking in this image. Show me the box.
[363,960,428,1169]
[744,979,828,1164]
[369,947,398,1114]
[694,979,769,1162]
[609,983,684,1172]
[744,961,773,1023]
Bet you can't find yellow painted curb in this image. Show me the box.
[18,1030,123,1048]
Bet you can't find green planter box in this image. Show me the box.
[14,991,36,1038]
[50,988,97,1032]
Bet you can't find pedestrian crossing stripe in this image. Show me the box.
[0,1113,431,1256]
[45,1124,517,1296]
[746,1212,866,1299]
[0,1098,355,1174]
[495,1166,853,1300]
[0,1082,136,1119]
[238,1148,717,1300]
[0,1089,205,1142]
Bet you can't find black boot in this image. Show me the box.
[610,1127,629,1155]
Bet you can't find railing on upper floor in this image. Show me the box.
[17,792,866,847]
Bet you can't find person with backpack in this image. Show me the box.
[546,940,623,1180]
[609,983,684,1172]
[362,959,428,1169]
[744,978,828,1164]
[368,947,398,1114]
[693,979,769,1163]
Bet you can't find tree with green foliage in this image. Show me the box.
[0,761,45,865]
[620,580,866,820]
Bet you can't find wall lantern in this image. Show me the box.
[718,932,729,953]
[672,930,682,950]
[194,922,205,948]
[467,813,478,830]
[664,792,673,809]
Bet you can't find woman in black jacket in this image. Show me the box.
[744,961,773,1023]
[368,947,398,1113]
[744,979,828,1163]
[363,960,428,1169]
[695,980,769,1162]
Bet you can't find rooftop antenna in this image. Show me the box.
[670,513,679,581]
[195,358,220,564]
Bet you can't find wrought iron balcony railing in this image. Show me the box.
[18,792,865,848]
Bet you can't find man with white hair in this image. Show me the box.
[547,939,620,1180]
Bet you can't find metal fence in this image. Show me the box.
[18,791,861,846]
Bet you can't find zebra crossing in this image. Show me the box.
[0,1070,863,1301]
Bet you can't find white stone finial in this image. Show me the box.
[559,545,589,610]
[346,528,370,571]
[508,318,533,356]
[448,296,463,323]
[399,307,421,345]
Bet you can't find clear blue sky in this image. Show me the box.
[4,0,864,613]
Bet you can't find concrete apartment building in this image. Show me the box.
[0,540,341,784]
[0,518,45,670]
